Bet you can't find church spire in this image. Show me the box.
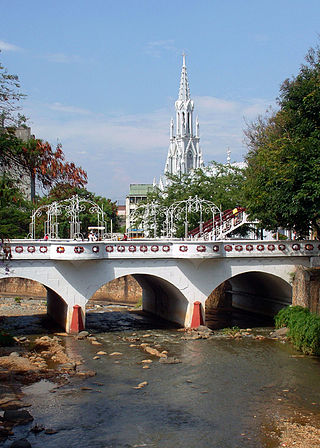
[164,55,203,179]
[178,53,190,101]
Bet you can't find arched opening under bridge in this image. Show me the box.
[0,277,68,334]
[205,271,292,329]
[85,274,188,332]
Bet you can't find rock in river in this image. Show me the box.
[10,439,32,448]
[3,410,34,425]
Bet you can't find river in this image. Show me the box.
[3,307,320,448]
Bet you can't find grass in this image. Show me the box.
[275,306,320,355]
[134,297,143,309]
[14,296,22,304]
[222,326,241,336]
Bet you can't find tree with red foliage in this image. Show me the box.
[0,132,87,201]
[17,139,87,201]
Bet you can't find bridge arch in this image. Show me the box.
[205,270,292,327]
[88,272,189,327]
[0,275,69,331]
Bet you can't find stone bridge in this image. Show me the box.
[0,239,318,332]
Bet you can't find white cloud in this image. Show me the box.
[195,96,238,113]
[0,40,21,52]
[145,39,178,58]
[24,94,273,201]
[45,53,82,63]
[49,102,92,115]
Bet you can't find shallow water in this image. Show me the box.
[4,311,320,448]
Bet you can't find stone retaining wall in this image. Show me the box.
[0,275,142,305]
[292,266,320,314]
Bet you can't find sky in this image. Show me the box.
[1,0,320,203]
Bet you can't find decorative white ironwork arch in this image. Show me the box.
[130,196,221,240]
[29,195,106,240]
[164,195,222,239]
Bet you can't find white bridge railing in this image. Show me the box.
[1,239,319,261]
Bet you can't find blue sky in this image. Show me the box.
[1,0,320,202]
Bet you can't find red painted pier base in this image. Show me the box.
[70,304,84,333]
[190,301,204,328]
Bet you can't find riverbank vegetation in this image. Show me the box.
[275,306,320,355]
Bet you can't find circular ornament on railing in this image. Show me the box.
[235,245,243,252]
[292,243,300,251]
[15,246,23,253]
[224,245,233,252]
[278,244,286,251]
[117,245,125,252]
[74,246,84,254]
[39,246,48,253]
[140,245,148,252]
[151,245,159,252]
[246,244,254,252]
[162,245,170,252]
[196,245,206,252]
[105,245,114,252]
[179,245,188,252]
[257,244,265,251]
[267,244,275,251]
[92,245,99,253]
[57,246,65,254]
[305,243,314,251]
[128,245,136,252]
[27,246,36,253]
[212,245,220,252]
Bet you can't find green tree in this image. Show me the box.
[0,175,32,239]
[244,44,320,237]
[133,162,246,237]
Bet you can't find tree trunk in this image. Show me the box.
[30,173,35,203]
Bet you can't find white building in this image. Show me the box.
[163,55,203,181]
[125,183,153,235]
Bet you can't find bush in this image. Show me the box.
[275,306,320,355]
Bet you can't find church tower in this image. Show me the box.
[164,55,203,177]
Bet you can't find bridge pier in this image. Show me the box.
[46,288,85,333]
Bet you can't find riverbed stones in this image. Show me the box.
[159,357,182,364]
[30,424,45,433]
[9,439,32,448]
[142,345,167,358]
[76,331,89,340]
[3,409,33,425]
[44,428,58,434]
[96,351,107,355]
[270,327,288,338]
[109,352,122,356]
[133,381,148,389]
